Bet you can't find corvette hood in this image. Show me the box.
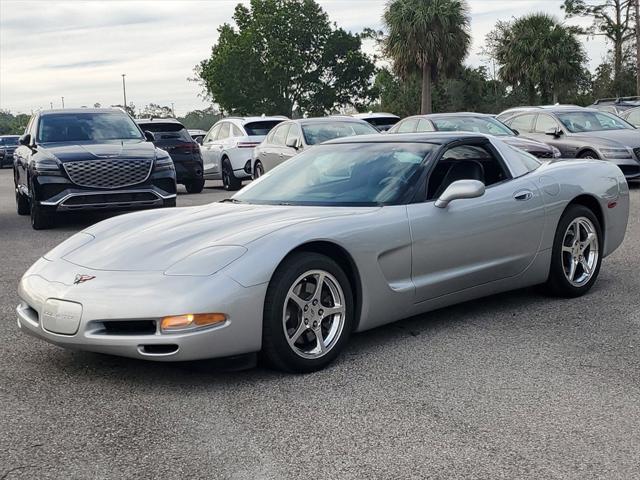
[41,141,156,162]
[63,202,377,271]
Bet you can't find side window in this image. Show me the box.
[627,109,640,125]
[507,114,535,133]
[397,118,419,133]
[203,124,220,143]
[426,143,510,201]
[216,122,230,140]
[416,119,435,132]
[504,144,542,173]
[534,114,559,133]
[231,124,243,137]
[272,124,290,145]
[285,124,300,146]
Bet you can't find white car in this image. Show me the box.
[201,116,286,190]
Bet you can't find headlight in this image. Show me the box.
[600,148,632,159]
[154,154,175,172]
[34,157,63,175]
[551,146,561,158]
[164,245,247,276]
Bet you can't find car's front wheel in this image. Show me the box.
[262,252,354,373]
[544,204,602,297]
[253,161,264,179]
[30,198,55,230]
[15,185,29,216]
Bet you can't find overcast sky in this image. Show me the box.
[0,0,607,115]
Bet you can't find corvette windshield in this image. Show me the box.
[37,112,144,143]
[233,142,434,206]
[556,111,635,132]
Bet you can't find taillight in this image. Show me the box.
[173,142,199,154]
[237,142,259,149]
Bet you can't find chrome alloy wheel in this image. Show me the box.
[282,270,346,359]
[561,217,599,287]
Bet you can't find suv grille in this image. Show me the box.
[63,159,152,189]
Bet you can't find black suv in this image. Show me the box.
[14,108,177,230]
[0,135,20,168]
[136,118,204,193]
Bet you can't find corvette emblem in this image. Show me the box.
[73,274,95,285]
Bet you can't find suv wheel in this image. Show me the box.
[30,198,55,230]
[222,158,242,191]
[16,189,29,215]
[184,178,205,194]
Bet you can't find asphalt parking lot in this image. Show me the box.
[0,167,639,479]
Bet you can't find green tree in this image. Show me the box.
[487,13,587,104]
[383,0,471,114]
[195,0,376,117]
[177,107,222,131]
[0,110,30,135]
[562,0,637,94]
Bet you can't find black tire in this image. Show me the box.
[262,252,354,373]
[579,150,599,159]
[184,178,205,194]
[30,197,55,230]
[543,204,602,297]
[222,158,242,191]
[16,189,29,215]
[253,161,264,180]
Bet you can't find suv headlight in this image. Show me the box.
[34,157,63,175]
[600,148,632,159]
[154,154,175,172]
[164,246,247,276]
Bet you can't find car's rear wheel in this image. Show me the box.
[15,184,29,216]
[262,252,354,373]
[544,204,602,297]
[222,158,242,191]
[253,161,264,179]
[184,178,205,193]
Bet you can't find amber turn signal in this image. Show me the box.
[160,313,226,332]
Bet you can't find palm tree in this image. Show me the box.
[383,0,471,114]
[490,13,586,104]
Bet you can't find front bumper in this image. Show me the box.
[17,258,267,361]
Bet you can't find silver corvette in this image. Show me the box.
[17,133,629,372]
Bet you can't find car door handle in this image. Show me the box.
[514,190,533,201]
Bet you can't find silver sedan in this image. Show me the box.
[17,133,629,372]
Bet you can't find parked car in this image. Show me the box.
[135,118,204,193]
[387,113,561,158]
[14,108,177,230]
[352,112,400,132]
[496,105,581,123]
[0,135,20,168]
[201,116,287,190]
[621,106,640,127]
[589,97,640,116]
[252,117,378,177]
[187,129,207,145]
[500,107,640,180]
[17,132,629,372]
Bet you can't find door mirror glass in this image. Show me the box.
[435,179,485,208]
[285,137,300,149]
[19,133,31,146]
[144,130,155,142]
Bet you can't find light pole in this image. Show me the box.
[171,102,175,117]
[121,74,127,111]
[61,96,65,108]
[50,102,53,109]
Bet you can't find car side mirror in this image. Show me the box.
[435,180,485,208]
[19,133,31,146]
[144,130,155,142]
[545,128,561,137]
[285,137,300,150]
